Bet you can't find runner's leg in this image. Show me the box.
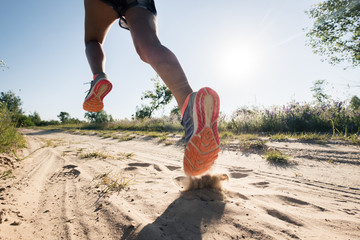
[84,0,118,75]
[125,7,193,110]
[126,5,219,176]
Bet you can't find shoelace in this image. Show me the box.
[83,81,93,94]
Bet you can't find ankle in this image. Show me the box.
[93,72,107,80]
[181,93,192,117]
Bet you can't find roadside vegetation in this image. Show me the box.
[1,75,360,174]
[0,103,26,153]
[2,78,360,149]
[24,95,360,150]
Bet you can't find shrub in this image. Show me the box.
[0,104,26,153]
[227,100,360,135]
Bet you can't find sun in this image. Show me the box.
[218,44,262,79]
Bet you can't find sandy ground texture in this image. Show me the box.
[1,128,360,240]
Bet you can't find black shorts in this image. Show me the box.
[101,0,157,30]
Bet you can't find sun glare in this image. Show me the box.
[218,45,262,79]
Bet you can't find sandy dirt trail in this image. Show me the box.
[1,128,360,239]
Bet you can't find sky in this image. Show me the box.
[1,0,360,121]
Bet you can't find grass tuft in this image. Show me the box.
[93,171,134,200]
[80,151,110,159]
[219,131,235,140]
[118,152,134,159]
[269,133,288,141]
[239,139,268,152]
[265,149,290,164]
[348,134,360,145]
[101,134,112,138]
[0,170,13,180]
[146,131,164,138]
[43,139,64,148]
[158,134,168,142]
[118,135,136,142]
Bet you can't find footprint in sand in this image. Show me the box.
[166,165,181,171]
[128,163,151,167]
[125,162,151,171]
[265,208,303,226]
[230,172,248,179]
[229,168,252,179]
[224,191,249,200]
[277,195,326,212]
[152,164,162,172]
[50,165,80,181]
[278,195,309,206]
[342,209,358,215]
[251,181,270,188]
[125,162,162,172]
[124,166,137,171]
[61,165,80,178]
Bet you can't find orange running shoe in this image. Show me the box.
[83,72,112,112]
[181,87,220,176]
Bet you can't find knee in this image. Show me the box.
[135,44,150,63]
[134,42,161,64]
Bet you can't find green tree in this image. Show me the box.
[0,91,23,114]
[28,112,42,125]
[135,105,153,119]
[84,110,113,123]
[57,112,82,124]
[349,95,360,110]
[305,0,360,67]
[135,75,173,119]
[170,105,181,121]
[17,115,35,127]
[311,79,331,104]
[57,112,71,123]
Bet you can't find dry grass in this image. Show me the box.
[118,135,136,142]
[0,169,12,180]
[79,151,110,159]
[118,152,134,160]
[239,139,268,152]
[93,171,134,201]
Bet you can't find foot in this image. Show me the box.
[83,72,112,112]
[181,87,220,176]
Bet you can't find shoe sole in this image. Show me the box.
[183,87,220,176]
[83,80,112,112]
